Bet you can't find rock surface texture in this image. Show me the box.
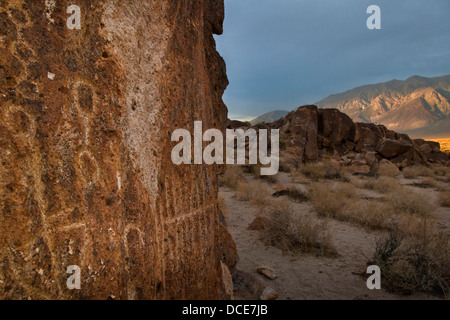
[0,0,236,299]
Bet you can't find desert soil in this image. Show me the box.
[221,172,449,300]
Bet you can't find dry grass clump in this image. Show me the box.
[260,199,337,256]
[249,163,278,183]
[300,162,326,181]
[236,180,273,215]
[235,181,255,201]
[349,176,367,189]
[310,181,434,232]
[385,188,434,217]
[308,182,354,220]
[402,166,435,179]
[431,164,450,176]
[413,177,439,189]
[278,160,292,173]
[373,226,450,296]
[377,162,400,177]
[236,181,269,204]
[431,165,450,182]
[345,200,392,230]
[439,190,450,207]
[289,170,308,184]
[364,176,401,194]
[272,184,309,202]
[300,160,348,181]
[219,165,245,189]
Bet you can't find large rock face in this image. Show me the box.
[0,0,235,299]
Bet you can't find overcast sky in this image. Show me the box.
[215,0,450,120]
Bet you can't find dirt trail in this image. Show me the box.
[221,172,446,300]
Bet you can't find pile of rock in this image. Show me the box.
[236,105,449,172]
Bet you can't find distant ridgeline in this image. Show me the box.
[249,75,450,138]
[315,75,450,138]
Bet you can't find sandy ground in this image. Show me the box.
[221,172,449,300]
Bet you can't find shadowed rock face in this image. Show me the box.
[0,0,236,299]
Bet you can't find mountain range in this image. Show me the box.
[250,75,450,138]
[250,110,289,125]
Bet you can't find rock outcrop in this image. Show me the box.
[258,106,449,170]
[0,0,236,299]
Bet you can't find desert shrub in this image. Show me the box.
[432,164,450,178]
[439,190,450,207]
[308,183,352,219]
[373,228,450,296]
[414,177,439,188]
[349,176,367,189]
[219,165,244,189]
[346,200,392,230]
[272,185,309,202]
[310,182,432,232]
[301,162,325,181]
[402,166,435,179]
[261,199,336,256]
[236,181,253,201]
[236,181,271,213]
[364,176,401,194]
[385,187,433,217]
[289,170,307,184]
[377,162,400,177]
[301,160,347,181]
[250,162,278,183]
[278,160,292,173]
[338,182,357,198]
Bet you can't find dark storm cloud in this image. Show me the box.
[215,0,450,120]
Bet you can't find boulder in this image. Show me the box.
[378,159,400,174]
[350,164,372,174]
[365,151,379,170]
[376,138,412,159]
[391,148,426,168]
[356,123,389,148]
[427,151,449,164]
[319,108,356,144]
[257,266,278,280]
[233,270,266,300]
[290,105,319,161]
[247,216,272,231]
[260,287,278,300]
[216,222,239,274]
[413,139,441,153]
